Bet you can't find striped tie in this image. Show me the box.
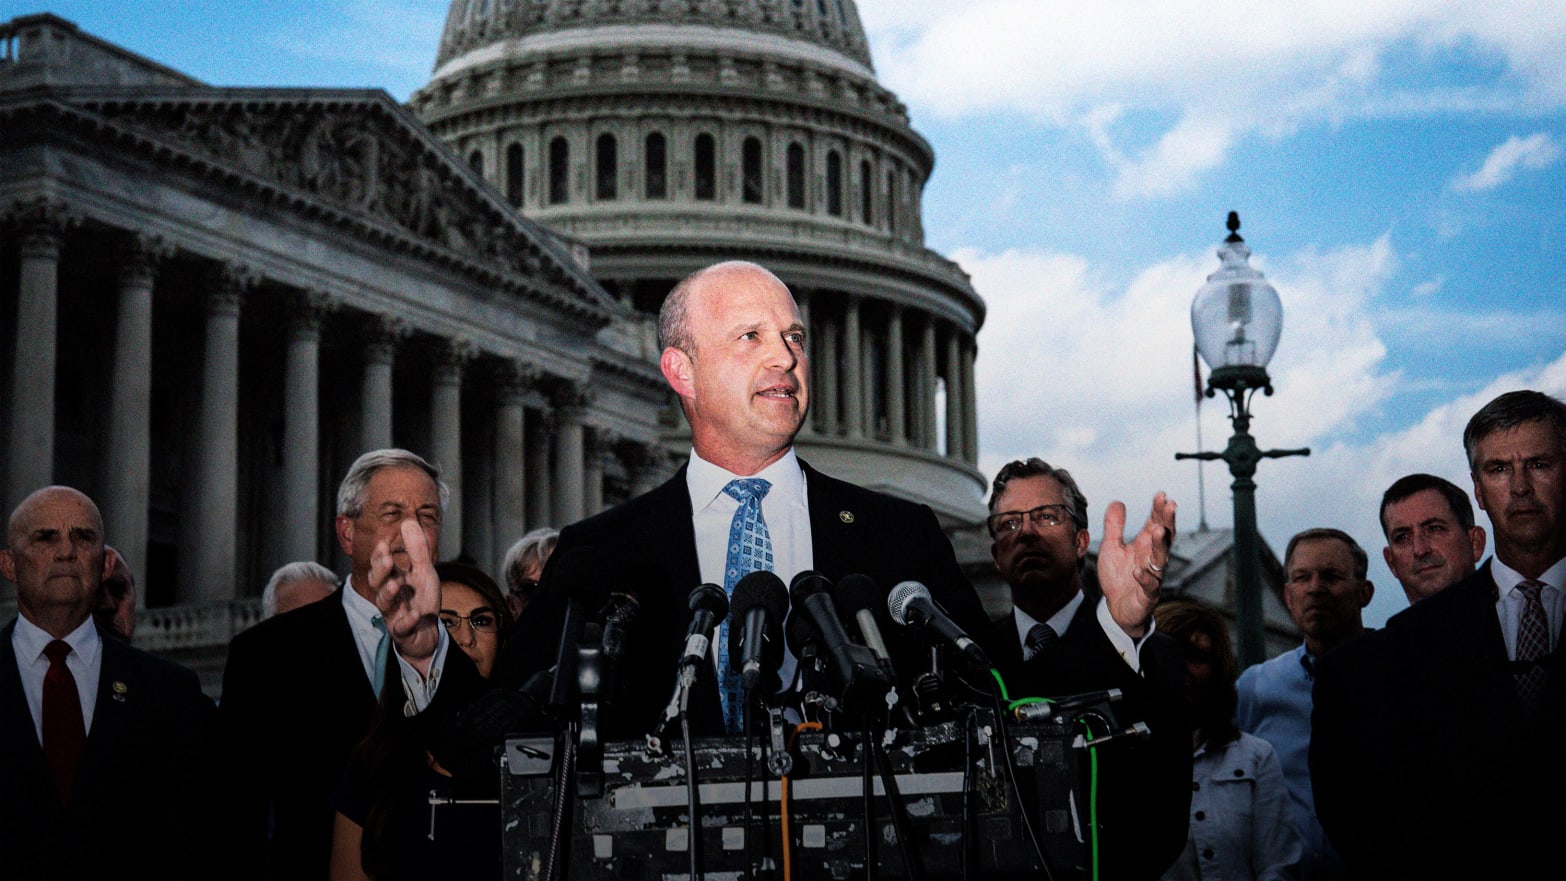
[1515,580,1550,708]
[1025,623,1058,661]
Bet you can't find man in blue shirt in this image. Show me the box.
[1235,527,1373,880]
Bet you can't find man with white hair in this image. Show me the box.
[260,561,338,619]
[218,448,483,880]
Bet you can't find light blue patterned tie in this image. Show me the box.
[719,478,774,733]
[371,614,390,697]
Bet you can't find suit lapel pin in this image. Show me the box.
[112,680,128,702]
[839,510,855,524]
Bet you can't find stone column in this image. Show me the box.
[186,263,254,604]
[360,315,405,454]
[526,406,553,529]
[103,234,171,589]
[818,314,839,436]
[551,381,591,527]
[886,305,907,446]
[625,441,670,497]
[281,291,330,566]
[493,361,531,577]
[430,338,474,557]
[4,199,74,515]
[962,337,979,464]
[919,317,938,451]
[944,324,964,461]
[585,429,617,516]
[842,295,863,438]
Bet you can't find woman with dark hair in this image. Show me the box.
[1156,599,1300,881]
[329,563,512,881]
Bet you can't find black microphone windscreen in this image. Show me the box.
[786,611,820,656]
[834,573,882,623]
[789,570,832,603]
[731,570,788,622]
[688,582,729,621]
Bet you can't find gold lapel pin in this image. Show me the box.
[112,681,128,702]
[839,510,855,524]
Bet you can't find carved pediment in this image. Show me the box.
[59,91,616,322]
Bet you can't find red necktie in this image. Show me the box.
[42,639,86,803]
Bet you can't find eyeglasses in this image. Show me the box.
[439,610,501,634]
[987,503,1080,537]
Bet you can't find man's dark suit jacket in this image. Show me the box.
[1312,560,1566,881]
[0,619,214,880]
[498,460,993,738]
[980,587,1193,881]
[218,585,483,880]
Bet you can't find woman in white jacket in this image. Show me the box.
[1157,599,1302,881]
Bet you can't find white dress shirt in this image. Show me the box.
[687,447,813,692]
[1013,591,1084,662]
[342,576,451,714]
[1012,588,1153,674]
[13,614,100,743]
[1491,554,1566,659]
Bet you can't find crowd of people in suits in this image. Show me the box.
[1,258,1561,881]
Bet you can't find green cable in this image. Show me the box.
[1082,721,1099,881]
[989,667,1010,702]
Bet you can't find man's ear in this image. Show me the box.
[335,515,355,557]
[0,549,15,584]
[1074,528,1090,560]
[1359,579,1375,609]
[101,546,118,583]
[661,346,695,399]
[1469,525,1487,561]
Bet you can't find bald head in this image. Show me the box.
[658,260,791,354]
[1,486,113,638]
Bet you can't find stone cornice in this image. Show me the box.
[0,89,620,327]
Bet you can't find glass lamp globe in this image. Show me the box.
[1190,214,1282,377]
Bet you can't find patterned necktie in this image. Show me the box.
[42,640,86,803]
[371,615,390,698]
[1515,580,1550,708]
[719,478,774,734]
[1024,623,1057,661]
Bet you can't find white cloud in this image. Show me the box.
[858,1,1566,198]
[1451,132,1562,192]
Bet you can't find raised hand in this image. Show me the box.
[1097,492,1177,639]
[370,518,441,675]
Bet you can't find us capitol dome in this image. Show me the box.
[411,0,988,524]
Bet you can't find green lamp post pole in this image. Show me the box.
[1176,213,1309,669]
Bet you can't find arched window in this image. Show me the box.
[859,159,873,224]
[596,133,618,200]
[505,143,524,206]
[645,132,667,199]
[468,149,483,176]
[786,142,805,209]
[886,168,898,233]
[549,137,570,204]
[694,133,716,201]
[742,137,764,204]
[826,150,843,217]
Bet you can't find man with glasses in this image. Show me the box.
[979,457,1191,881]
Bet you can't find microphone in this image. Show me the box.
[790,571,889,707]
[887,581,991,673]
[727,571,788,691]
[546,547,609,714]
[678,583,729,673]
[599,592,639,661]
[835,573,897,680]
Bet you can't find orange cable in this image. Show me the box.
[780,721,823,881]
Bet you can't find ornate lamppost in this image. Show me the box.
[1176,212,1309,668]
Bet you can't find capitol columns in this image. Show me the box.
[4,197,77,515]
[886,304,907,445]
[794,288,813,437]
[842,294,864,438]
[962,338,979,464]
[817,304,840,436]
[431,337,475,555]
[186,262,255,605]
[551,380,593,527]
[281,290,333,565]
[525,404,553,530]
[103,232,174,588]
[360,314,408,453]
[944,324,964,461]
[584,428,619,517]
[493,359,536,578]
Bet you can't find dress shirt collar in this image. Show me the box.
[14,612,100,670]
[686,446,806,514]
[343,573,381,625]
[1490,553,1566,596]
[1013,589,1084,651]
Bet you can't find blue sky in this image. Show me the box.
[17,0,1566,627]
